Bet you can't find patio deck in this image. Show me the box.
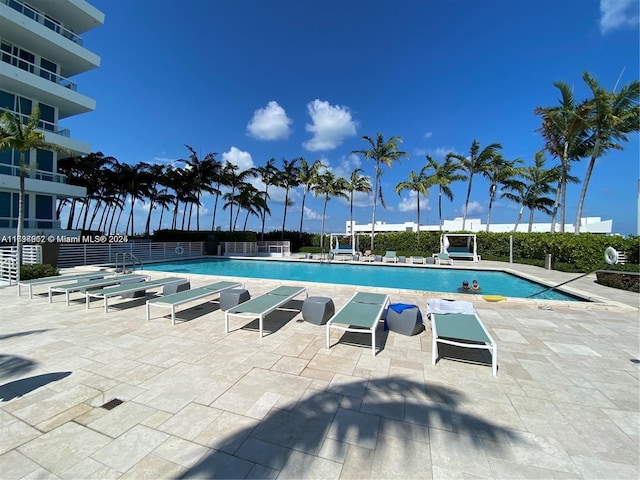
[0,263,638,479]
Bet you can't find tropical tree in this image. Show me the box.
[534,82,589,232]
[257,158,278,240]
[119,162,151,236]
[344,168,372,239]
[0,108,69,282]
[447,139,502,230]
[351,133,408,250]
[395,167,430,239]
[178,145,218,231]
[275,157,300,239]
[297,158,322,238]
[313,171,348,249]
[222,161,256,231]
[422,155,466,231]
[482,155,525,232]
[511,152,557,232]
[574,72,639,232]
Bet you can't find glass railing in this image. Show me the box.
[0,107,71,138]
[2,0,83,46]
[0,217,62,229]
[0,162,68,184]
[0,49,78,91]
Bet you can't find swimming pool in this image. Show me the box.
[145,258,583,301]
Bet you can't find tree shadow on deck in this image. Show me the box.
[178,376,520,479]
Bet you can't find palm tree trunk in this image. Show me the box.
[181,203,188,230]
[16,154,26,283]
[320,197,329,249]
[416,192,420,240]
[144,200,155,237]
[187,203,193,230]
[513,204,525,232]
[128,194,135,236]
[211,191,220,231]
[438,188,443,231]
[549,184,561,233]
[574,140,600,234]
[88,201,102,230]
[158,206,165,231]
[81,200,91,230]
[281,190,289,240]
[298,188,307,239]
[262,186,270,240]
[527,208,535,233]
[370,166,380,250]
[66,199,76,230]
[486,190,495,232]
[462,176,473,231]
[243,210,250,231]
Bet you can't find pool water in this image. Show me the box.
[144,258,584,301]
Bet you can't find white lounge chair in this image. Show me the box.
[428,299,497,375]
[86,277,188,313]
[326,292,390,356]
[18,270,113,299]
[146,280,242,325]
[48,274,148,306]
[225,285,307,337]
[382,251,398,263]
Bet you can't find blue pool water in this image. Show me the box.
[144,258,583,301]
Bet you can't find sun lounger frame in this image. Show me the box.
[146,281,243,325]
[48,274,148,306]
[18,271,112,299]
[225,285,308,337]
[431,312,498,375]
[86,277,188,313]
[326,292,390,356]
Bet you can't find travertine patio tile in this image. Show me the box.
[379,417,430,444]
[194,411,258,454]
[317,437,349,463]
[307,353,358,375]
[157,402,223,440]
[60,457,120,480]
[118,454,184,479]
[493,328,529,344]
[341,444,374,479]
[429,428,493,477]
[18,422,111,475]
[235,436,291,470]
[0,418,40,455]
[271,355,309,375]
[90,424,169,473]
[487,457,581,479]
[544,342,602,356]
[371,433,433,479]
[246,463,279,479]
[87,400,158,438]
[152,436,212,468]
[279,449,342,479]
[327,408,380,449]
[34,402,92,432]
[0,450,40,480]
[571,454,640,479]
[360,388,405,420]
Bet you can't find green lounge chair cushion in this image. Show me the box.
[150,281,239,305]
[433,313,490,344]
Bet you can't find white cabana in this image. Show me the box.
[440,234,479,262]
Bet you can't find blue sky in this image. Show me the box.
[65,0,639,235]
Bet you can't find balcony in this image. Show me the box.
[1,50,77,91]
[1,0,84,45]
[0,162,68,184]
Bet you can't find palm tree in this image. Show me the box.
[141,163,173,237]
[178,145,218,231]
[512,152,558,232]
[344,168,372,239]
[222,161,256,231]
[422,155,466,231]
[395,167,430,239]
[0,108,69,282]
[574,72,639,232]
[276,157,300,239]
[534,82,589,232]
[447,139,502,230]
[119,162,151,236]
[313,171,348,250]
[482,155,525,232]
[257,158,278,240]
[351,133,408,250]
[297,158,322,238]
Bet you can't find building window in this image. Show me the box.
[40,58,58,82]
[0,90,14,109]
[38,104,55,130]
[36,195,53,221]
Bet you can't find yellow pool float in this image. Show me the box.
[483,295,506,302]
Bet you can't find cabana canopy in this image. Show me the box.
[440,234,479,262]
[330,233,358,254]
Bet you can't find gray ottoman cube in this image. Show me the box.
[220,289,250,311]
[302,296,335,325]
[385,304,424,336]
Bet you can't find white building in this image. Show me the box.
[0,0,104,238]
[346,217,613,235]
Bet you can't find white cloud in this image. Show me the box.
[221,146,254,171]
[304,206,322,221]
[330,154,363,180]
[397,191,431,213]
[246,101,292,140]
[303,99,357,151]
[351,191,373,208]
[459,200,484,216]
[600,0,639,33]
[424,132,433,139]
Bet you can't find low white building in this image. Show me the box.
[346,217,613,235]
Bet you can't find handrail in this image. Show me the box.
[0,256,17,285]
[0,48,78,91]
[0,107,71,138]
[1,0,84,45]
[116,252,143,274]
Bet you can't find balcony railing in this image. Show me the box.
[1,49,77,91]
[0,162,68,184]
[0,217,62,229]
[0,107,71,137]
[1,0,83,46]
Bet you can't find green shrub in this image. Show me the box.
[20,264,58,280]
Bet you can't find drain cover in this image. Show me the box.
[101,398,124,410]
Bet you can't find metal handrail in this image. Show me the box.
[1,0,84,45]
[115,252,143,274]
[0,107,71,138]
[0,48,78,91]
